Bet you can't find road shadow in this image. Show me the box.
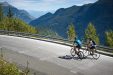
[58,55,73,60]
[58,55,95,60]
[58,55,85,60]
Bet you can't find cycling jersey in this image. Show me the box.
[74,39,82,47]
[90,40,96,46]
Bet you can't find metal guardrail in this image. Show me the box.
[97,45,113,50]
[0,30,72,44]
[0,30,113,56]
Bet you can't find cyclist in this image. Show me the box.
[73,37,82,54]
[87,38,96,55]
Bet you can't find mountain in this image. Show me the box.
[0,2,34,23]
[30,0,113,44]
[28,11,48,18]
[30,12,53,25]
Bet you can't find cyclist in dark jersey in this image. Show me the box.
[87,38,96,54]
[89,38,96,49]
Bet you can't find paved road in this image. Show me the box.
[0,35,113,75]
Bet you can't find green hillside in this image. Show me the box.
[37,26,62,39]
[0,17,37,34]
[0,4,37,34]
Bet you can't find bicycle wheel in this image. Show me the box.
[70,48,76,57]
[92,50,100,59]
[78,51,84,59]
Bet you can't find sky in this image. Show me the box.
[0,0,97,18]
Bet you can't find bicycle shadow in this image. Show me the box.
[58,55,72,60]
[58,55,83,60]
[58,55,95,60]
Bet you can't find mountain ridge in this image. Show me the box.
[29,0,113,44]
[0,2,35,23]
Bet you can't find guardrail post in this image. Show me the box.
[0,47,3,58]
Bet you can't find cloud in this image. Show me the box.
[0,0,97,17]
[0,0,97,11]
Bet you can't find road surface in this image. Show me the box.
[0,35,113,75]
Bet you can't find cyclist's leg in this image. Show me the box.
[73,43,76,50]
[78,44,81,51]
[77,46,84,59]
[89,46,92,55]
[74,45,76,51]
[87,45,90,51]
[92,47,96,54]
[75,46,79,58]
[90,46,95,55]
[76,45,81,54]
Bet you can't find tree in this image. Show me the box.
[0,17,37,33]
[0,4,4,21]
[85,22,99,44]
[7,7,13,18]
[105,30,113,47]
[6,7,14,31]
[67,23,76,41]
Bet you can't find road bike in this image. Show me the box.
[70,46,84,59]
[85,45,100,59]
